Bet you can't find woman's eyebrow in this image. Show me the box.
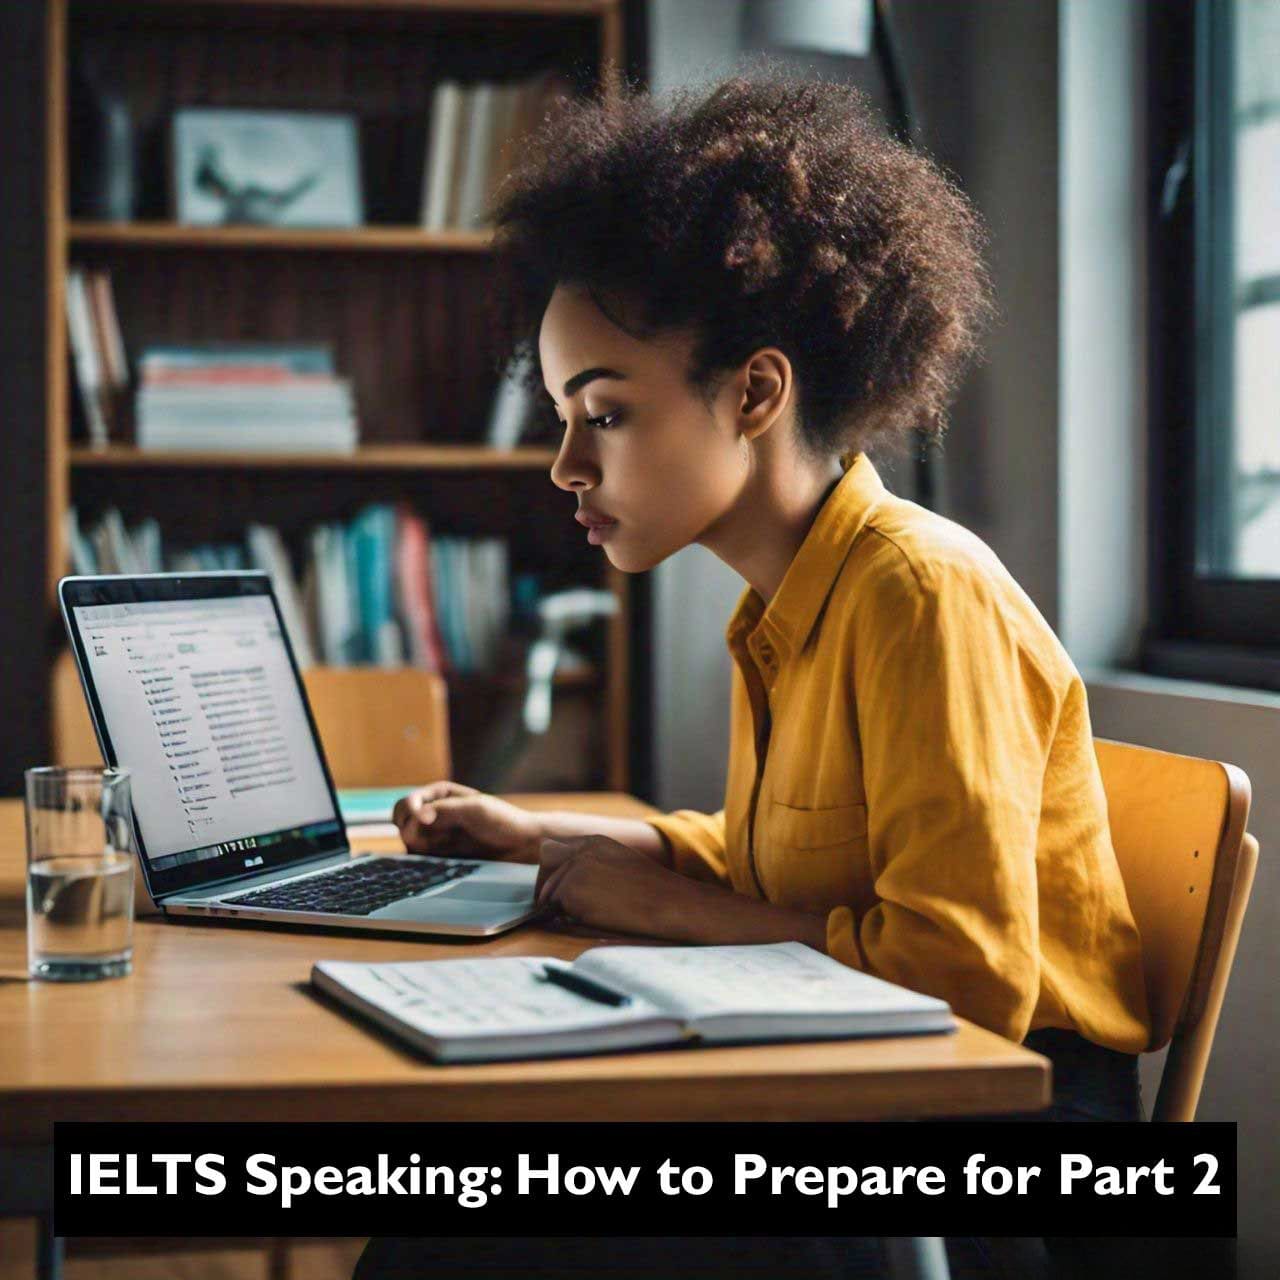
[563,366,627,398]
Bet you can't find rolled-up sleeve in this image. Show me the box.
[646,809,729,885]
[826,549,1060,1042]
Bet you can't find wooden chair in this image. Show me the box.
[1095,738,1259,1121]
[51,647,102,766]
[301,666,451,788]
[52,651,451,788]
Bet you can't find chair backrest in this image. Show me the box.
[302,666,451,788]
[52,647,103,766]
[1094,738,1257,1121]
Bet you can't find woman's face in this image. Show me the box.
[538,283,753,573]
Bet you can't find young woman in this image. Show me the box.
[365,68,1150,1280]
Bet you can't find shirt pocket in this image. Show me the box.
[765,800,868,850]
[759,800,870,914]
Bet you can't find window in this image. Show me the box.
[1146,0,1280,689]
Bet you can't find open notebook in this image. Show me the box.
[311,941,954,1063]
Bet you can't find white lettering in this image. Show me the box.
[518,1153,559,1194]
[152,1154,193,1195]
[1060,1154,1093,1193]
[244,1153,278,1197]
[194,1154,226,1196]
[734,1154,768,1193]
[280,1165,310,1208]
[90,1154,119,1195]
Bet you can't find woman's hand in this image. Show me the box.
[535,834,830,950]
[535,835,695,936]
[392,782,543,862]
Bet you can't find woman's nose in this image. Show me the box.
[550,422,600,492]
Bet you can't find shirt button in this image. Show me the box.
[759,642,774,664]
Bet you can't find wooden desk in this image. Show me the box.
[0,793,1048,1139]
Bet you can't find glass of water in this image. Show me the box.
[24,766,135,981]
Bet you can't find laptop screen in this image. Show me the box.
[63,576,346,899]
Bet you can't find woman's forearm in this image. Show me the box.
[526,827,830,952]
[534,810,671,863]
[656,878,829,951]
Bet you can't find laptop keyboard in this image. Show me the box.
[222,857,478,916]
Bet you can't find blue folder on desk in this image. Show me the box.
[338,788,410,825]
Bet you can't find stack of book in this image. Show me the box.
[135,343,358,454]
[67,504,512,677]
[421,71,571,230]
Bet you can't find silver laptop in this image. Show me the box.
[59,572,539,937]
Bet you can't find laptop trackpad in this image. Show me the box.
[436,881,534,905]
[369,890,530,924]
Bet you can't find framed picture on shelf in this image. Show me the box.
[171,108,364,228]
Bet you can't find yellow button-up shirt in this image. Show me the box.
[648,454,1150,1051]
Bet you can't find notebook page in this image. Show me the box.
[315,956,666,1041]
[574,942,948,1026]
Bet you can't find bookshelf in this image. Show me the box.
[68,219,495,252]
[45,0,632,791]
[69,443,559,470]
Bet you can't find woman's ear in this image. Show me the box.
[738,347,792,442]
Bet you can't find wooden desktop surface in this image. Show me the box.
[0,795,1048,1141]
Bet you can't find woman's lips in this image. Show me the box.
[575,509,618,545]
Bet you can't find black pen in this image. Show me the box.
[538,964,632,1007]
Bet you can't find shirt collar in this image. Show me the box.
[725,452,886,663]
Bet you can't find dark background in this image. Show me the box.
[0,0,51,798]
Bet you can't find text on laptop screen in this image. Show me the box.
[73,596,339,872]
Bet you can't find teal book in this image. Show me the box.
[432,538,462,672]
[351,504,398,664]
[139,342,335,374]
[341,519,369,664]
[449,539,475,673]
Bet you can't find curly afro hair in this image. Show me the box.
[490,67,994,460]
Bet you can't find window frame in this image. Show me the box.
[1144,0,1280,691]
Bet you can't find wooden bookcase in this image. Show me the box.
[45,0,631,791]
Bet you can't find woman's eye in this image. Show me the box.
[553,410,624,431]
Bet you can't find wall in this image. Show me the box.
[1059,0,1148,666]
[0,0,50,797]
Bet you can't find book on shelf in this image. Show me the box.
[395,508,449,675]
[69,504,514,678]
[246,523,316,669]
[65,269,110,447]
[311,941,956,1064]
[420,71,571,230]
[350,505,405,667]
[485,352,539,448]
[65,266,131,446]
[307,522,362,667]
[452,80,497,229]
[421,80,463,231]
[64,509,96,577]
[135,342,358,453]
